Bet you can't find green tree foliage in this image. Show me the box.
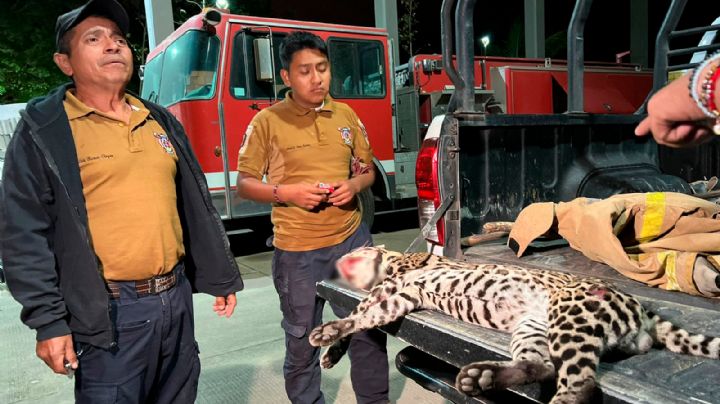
[398,0,418,59]
[0,1,85,104]
[0,0,256,103]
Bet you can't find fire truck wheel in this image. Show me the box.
[358,188,375,229]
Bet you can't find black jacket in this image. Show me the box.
[0,83,244,348]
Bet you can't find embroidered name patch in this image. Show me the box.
[153,132,175,155]
[338,127,353,145]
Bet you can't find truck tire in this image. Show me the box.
[358,188,375,229]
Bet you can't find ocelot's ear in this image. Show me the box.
[375,244,385,249]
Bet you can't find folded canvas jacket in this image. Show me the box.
[508,192,720,296]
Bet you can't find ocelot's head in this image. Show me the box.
[335,246,402,290]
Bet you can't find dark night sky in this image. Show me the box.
[17,0,720,66]
[4,0,718,100]
[251,0,719,67]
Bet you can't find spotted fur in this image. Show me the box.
[309,247,720,404]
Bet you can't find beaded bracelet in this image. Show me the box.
[273,184,283,204]
[689,50,720,135]
[706,66,720,114]
[705,63,720,135]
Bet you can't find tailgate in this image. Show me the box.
[317,240,720,403]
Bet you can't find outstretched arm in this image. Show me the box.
[635,56,720,147]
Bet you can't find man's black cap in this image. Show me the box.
[55,0,130,52]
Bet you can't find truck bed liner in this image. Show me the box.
[317,240,720,403]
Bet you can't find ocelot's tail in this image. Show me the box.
[649,312,720,359]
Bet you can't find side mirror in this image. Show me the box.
[253,38,274,82]
[203,10,222,27]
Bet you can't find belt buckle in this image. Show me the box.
[148,276,158,294]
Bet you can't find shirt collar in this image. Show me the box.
[284,91,334,116]
[63,90,95,120]
[63,90,149,122]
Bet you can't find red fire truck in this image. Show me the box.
[140,9,652,231]
[140,10,406,227]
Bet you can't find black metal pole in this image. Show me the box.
[567,0,592,113]
[441,0,460,113]
[455,0,478,112]
[652,0,688,94]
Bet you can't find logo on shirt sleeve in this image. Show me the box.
[338,127,353,145]
[357,118,370,146]
[153,132,175,155]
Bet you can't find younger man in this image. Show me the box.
[236,31,389,403]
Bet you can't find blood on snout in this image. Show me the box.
[339,257,364,279]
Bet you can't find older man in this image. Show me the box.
[1,1,243,402]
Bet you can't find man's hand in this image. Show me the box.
[635,72,714,148]
[279,183,331,210]
[36,334,77,375]
[213,293,237,318]
[328,179,360,207]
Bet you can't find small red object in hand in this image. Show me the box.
[318,183,335,193]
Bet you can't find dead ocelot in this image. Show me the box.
[309,246,720,404]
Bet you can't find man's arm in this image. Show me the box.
[328,169,375,207]
[156,107,242,314]
[236,173,330,211]
[1,122,76,374]
[635,59,719,147]
[326,111,376,207]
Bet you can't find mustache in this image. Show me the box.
[100,56,129,66]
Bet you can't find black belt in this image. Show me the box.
[106,270,178,299]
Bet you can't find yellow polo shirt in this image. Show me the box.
[64,91,184,281]
[237,93,374,251]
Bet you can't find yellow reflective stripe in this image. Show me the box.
[638,192,665,243]
[657,251,680,291]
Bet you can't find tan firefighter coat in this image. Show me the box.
[508,192,720,296]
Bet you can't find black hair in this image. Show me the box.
[279,31,328,70]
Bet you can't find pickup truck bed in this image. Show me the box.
[317,239,720,404]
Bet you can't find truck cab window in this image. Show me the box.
[230,31,286,99]
[158,30,220,106]
[329,38,385,98]
[140,53,163,103]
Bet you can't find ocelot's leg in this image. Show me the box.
[456,312,556,396]
[352,282,398,314]
[320,282,398,368]
[320,335,351,369]
[547,287,604,404]
[309,286,422,347]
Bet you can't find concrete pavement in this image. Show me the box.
[0,227,449,403]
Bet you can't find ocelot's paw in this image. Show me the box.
[456,360,551,396]
[308,319,355,347]
[456,362,500,396]
[320,345,342,369]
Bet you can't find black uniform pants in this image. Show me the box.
[272,223,390,404]
[74,264,200,404]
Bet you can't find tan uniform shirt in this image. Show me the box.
[237,93,374,251]
[64,91,184,281]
